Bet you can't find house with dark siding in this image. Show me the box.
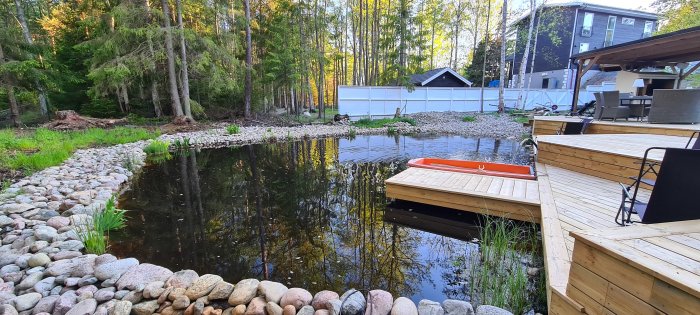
[408,68,473,87]
[508,2,658,89]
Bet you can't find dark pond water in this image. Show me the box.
[111,134,534,304]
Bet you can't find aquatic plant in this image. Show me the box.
[173,137,192,150]
[463,115,477,122]
[226,124,241,135]
[143,140,170,155]
[470,216,543,314]
[348,127,357,139]
[77,223,106,255]
[78,196,127,254]
[387,126,398,135]
[94,196,127,231]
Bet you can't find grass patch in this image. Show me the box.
[143,140,170,155]
[352,117,416,128]
[0,128,157,176]
[226,124,241,135]
[173,137,191,150]
[94,197,127,231]
[470,216,543,314]
[463,115,477,122]
[512,116,530,124]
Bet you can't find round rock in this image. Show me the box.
[279,288,312,310]
[228,278,259,306]
[258,281,288,304]
[390,297,417,315]
[365,290,392,315]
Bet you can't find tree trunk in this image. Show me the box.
[176,0,193,119]
[517,0,537,109]
[0,43,21,127]
[398,0,408,82]
[524,5,542,106]
[498,0,507,113]
[243,0,252,118]
[14,0,49,118]
[479,0,491,113]
[161,0,184,117]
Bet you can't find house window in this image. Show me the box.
[621,17,635,25]
[604,16,617,47]
[581,12,594,37]
[542,78,550,89]
[643,21,654,38]
[579,43,590,53]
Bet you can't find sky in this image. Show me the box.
[512,0,659,13]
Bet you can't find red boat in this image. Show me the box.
[407,158,536,180]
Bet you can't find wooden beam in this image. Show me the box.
[680,63,700,81]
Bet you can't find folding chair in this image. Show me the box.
[617,147,700,225]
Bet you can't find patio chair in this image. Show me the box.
[556,117,594,135]
[686,131,700,149]
[593,92,630,121]
[616,147,700,225]
[647,89,700,124]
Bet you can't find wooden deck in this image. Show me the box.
[537,134,691,183]
[567,221,700,314]
[385,167,540,223]
[532,115,699,137]
[385,131,699,313]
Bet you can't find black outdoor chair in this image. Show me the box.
[686,131,700,149]
[616,147,700,225]
[556,118,594,135]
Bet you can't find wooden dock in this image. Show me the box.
[537,134,691,183]
[385,167,540,223]
[532,116,698,137]
[385,117,700,314]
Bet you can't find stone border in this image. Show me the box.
[0,122,522,315]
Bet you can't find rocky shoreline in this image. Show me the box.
[1,113,528,315]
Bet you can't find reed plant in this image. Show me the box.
[226,124,241,135]
[77,196,127,254]
[470,215,543,314]
[143,140,170,155]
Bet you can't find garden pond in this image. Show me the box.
[111,134,544,312]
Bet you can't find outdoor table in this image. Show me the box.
[620,96,653,121]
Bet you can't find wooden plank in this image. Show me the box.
[385,168,540,205]
[571,241,656,300]
[649,279,700,315]
[605,282,664,315]
[620,239,700,274]
[549,288,586,315]
[567,285,608,315]
[385,186,540,223]
[536,164,572,312]
[568,262,608,304]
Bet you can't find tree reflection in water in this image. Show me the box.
[111,134,533,302]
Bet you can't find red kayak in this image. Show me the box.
[407,158,536,180]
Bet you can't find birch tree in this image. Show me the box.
[13,0,49,118]
[517,0,537,109]
[161,0,184,118]
[176,0,192,119]
[498,0,507,113]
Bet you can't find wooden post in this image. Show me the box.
[570,61,584,113]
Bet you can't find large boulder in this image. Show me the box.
[228,279,259,306]
[184,274,222,300]
[475,305,513,315]
[339,289,365,315]
[417,299,444,315]
[279,288,312,311]
[94,258,139,281]
[391,297,417,315]
[311,291,339,310]
[12,293,42,312]
[258,281,288,304]
[165,269,199,289]
[442,300,474,315]
[115,263,173,290]
[364,290,392,315]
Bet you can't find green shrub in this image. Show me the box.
[462,115,477,122]
[387,126,397,135]
[348,127,357,139]
[78,196,127,254]
[143,140,170,155]
[226,124,241,135]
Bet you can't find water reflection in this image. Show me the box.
[111,134,530,302]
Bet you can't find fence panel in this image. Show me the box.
[338,86,595,117]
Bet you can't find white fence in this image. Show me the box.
[337,86,595,117]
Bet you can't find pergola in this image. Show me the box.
[569,26,700,111]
